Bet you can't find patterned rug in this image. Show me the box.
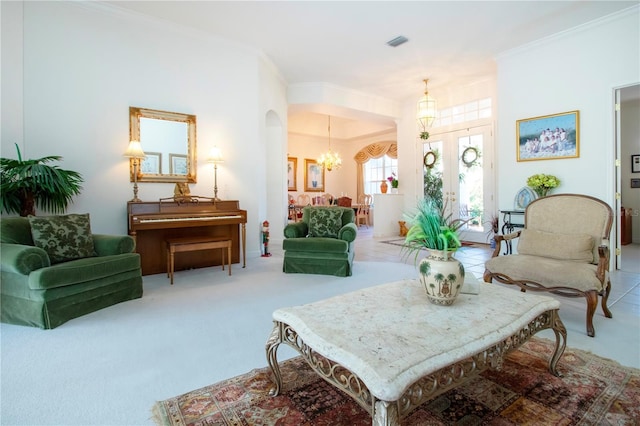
[152,337,639,425]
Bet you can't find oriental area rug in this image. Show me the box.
[152,338,639,425]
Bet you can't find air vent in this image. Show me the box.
[387,36,408,47]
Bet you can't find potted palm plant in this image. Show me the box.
[0,144,83,216]
[402,198,468,305]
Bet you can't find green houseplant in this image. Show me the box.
[0,144,83,217]
[402,198,468,305]
[387,172,398,189]
[402,198,468,260]
[526,173,560,197]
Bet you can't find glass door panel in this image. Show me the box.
[458,134,484,240]
[422,127,493,244]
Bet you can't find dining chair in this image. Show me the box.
[322,193,334,205]
[297,194,311,206]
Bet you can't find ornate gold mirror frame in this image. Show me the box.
[129,106,197,183]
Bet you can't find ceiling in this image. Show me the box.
[104,1,638,138]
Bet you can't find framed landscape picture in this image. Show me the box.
[304,159,324,192]
[140,152,161,174]
[516,110,579,162]
[287,157,297,191]
[169,154,188,175]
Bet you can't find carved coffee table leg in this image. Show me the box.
[549,310,567,377]
[265,322,283,396]
[373,400,400,426]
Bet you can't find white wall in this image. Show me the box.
[1,2,288,258]
[259,55,288,246]
[495,7,639,213]
[1,1,24,149]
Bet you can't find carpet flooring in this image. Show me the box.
[152,337,639,425]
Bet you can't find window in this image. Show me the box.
[433,98,492,128]
[364,155,397,194]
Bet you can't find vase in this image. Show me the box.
[380,181,388,194]
[534,187,549,197]
[418,250,465,306]
[391,187,398,194]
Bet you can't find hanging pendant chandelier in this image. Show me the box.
[318,115,342,172]
[417,78,437,131]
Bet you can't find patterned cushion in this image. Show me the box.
[28,213,95,264]
[308,208,343,238]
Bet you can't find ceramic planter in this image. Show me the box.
[418,249,465,306]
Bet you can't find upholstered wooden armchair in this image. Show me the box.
[484,194,613,337]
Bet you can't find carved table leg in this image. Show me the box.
[549,310,567,377]
[265,321,283,396]
[373,400,400,426]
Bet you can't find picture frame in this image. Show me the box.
[631,179,640,188]
[516,110,579,162]
[140,151,161,174]
[304,159,324,192]
[632,154,640,173]
[169,153,188,175]
[287,157,297,191]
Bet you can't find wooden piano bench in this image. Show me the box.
[166,236,232,285]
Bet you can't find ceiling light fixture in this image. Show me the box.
[317,116,342,172]
[387,35,408,47]
[417,78,437,131]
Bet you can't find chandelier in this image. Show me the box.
[317,115,342,171]
[417,78,437,131]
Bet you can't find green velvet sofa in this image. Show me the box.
[0,215,143,329]
[283,206,357,277]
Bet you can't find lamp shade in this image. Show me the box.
[207,147,224,164]
[123,140,146,158]
[417,79,437,130]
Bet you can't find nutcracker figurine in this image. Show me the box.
[261,220,271,257]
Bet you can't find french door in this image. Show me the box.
[421,126,495,244]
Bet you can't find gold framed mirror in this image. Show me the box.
[129,106,197,183]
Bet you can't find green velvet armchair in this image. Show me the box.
[283,206,357,276]
[1,215,143,329]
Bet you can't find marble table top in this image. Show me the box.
[272,280,560,401]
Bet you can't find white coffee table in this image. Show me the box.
[265,279,566,426]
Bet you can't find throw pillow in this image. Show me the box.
[517,228,594,263]
[308,208,343,238]
[28,213,95,264]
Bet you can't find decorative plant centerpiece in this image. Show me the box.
[526,173,560,197]
[0,144,83,216]
[402,198,468,305]
[387,172,398,191]
[484,213,500,249]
